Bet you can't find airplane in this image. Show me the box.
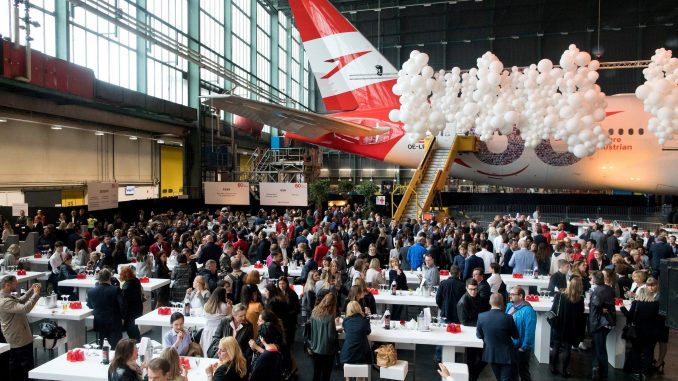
[206,0,678,195]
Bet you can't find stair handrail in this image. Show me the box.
[393,136,436,222]
[391,185,420,222]
[421,135,478,215]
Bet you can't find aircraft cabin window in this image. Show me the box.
[639,128,645,135]
[608,128,614,135]
[618,128,624,135]
[628,128,634,135]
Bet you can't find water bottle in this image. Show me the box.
[383,309,391,330]
[184,302,191,317]
[391,281,397,296]
[102,338,110,364]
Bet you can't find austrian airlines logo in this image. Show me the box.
[321,50,370,79]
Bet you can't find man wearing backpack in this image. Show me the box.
[227,257,247,304]
[0,276,41,381]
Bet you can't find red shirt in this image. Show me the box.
[556,231,567,241]
[233,239,249,254]
[571,252,583,262]
[314,243,329,263]
[88,237,100,252]
[586,249,596,266]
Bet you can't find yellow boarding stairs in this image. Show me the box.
[392,135,478,222]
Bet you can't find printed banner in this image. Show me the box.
[259,182,308,206]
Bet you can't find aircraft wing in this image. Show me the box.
[203,95,388,139]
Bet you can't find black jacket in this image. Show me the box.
[212,362,246,381]
[298,258,318,284]
[457,293,481,326]
[547,272,568,294]
[119,278,144,321]
[551,292,586,345]
[436,277,466,323]
[250,350,283,381]
[207,317,253,358]
[477,280,491,312]
[198,242,222,265]
[588,284,616,332]
[476,309,518,365]
[87,283,122,332]
[388,269,408,290]
[197,268,220,292]
[626,300,660,343]
[268,261,287,280]
[650,242,674,278]
[108,366,141,381]
[340,315,372,364]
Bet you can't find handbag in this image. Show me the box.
[546,292,561,327]
[374,344,398,368]
[622,304,638,340]
[40,320,67,349]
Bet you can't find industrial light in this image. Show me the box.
[94,131,105,136]
[157,139,165,144]
[50,125,62,130]
[0,118,6,123]
[129,136,138,140]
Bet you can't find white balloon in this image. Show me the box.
[537,59,553,73]
[389,109,400,122]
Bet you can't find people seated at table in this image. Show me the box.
[135,245,155,279]
[422,253,441,287]
[171,254,191,302]
[88,268,123,347]
[365,258,385,287]
[56,253,78,300]
[184,275,211,309]
[163,312,193,356]
[157,347,187,381]
[208,303,253,358]
[108,338,143,381]
[206,337,247,381]
[340,301,372,365]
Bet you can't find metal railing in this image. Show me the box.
[454,204,666,221]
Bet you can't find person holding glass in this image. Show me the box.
[549,276,586,377]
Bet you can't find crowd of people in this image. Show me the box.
[0,207,675,381]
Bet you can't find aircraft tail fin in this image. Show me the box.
[288,0,400,111]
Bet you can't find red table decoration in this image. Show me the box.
[34,253,42,258]
[512,273,524,279]
[158,307,171,315]
[180,357,191,370]
[368,288,378,295]
[254,263,264,269]
[76,273,86,279]
[525,294,540,302]
[69,301,82,309]
[139,277,150,283]
[439,270,450,276]
[17,269,27,275]
[66,349,85,362]
[447,323,461,333]
[614,298,623,306]
[131,258,138,263]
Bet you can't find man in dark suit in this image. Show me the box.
[295,246,317,285]
[435,266,466,363]
[86,268,122,347]
[268,250,288,280]
[198,235,222,265]
[476,293,519,381]
[473,267,491,312]
[650,235,675,278]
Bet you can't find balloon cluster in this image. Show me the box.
[635,48,678,145]
[389,45,610,157]
[389,51,445,142]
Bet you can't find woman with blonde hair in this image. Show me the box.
[206,337,247,381]
[549,276,586,377]
[340,300,372,365]
[184,275,211,309]
[158,347,187,381]
[310,293,338,381]
[2,221,14,242]
[302,269,319,321]
[201,287,232,355]
[2,243,19,267]
[365,258,385,287]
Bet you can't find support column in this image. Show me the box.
[136,0,147,94]
[186,0,201,197]
[54,0,68,60]
[270,11,279,136]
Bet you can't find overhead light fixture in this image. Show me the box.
[441,41,448,45]
[349,10,357,14]
[129,136,138,140]
[488,37,495,41]
[423,3,432,6]
[512,35,519,39]
[560,31,569,35]
[398,6,406,9]
[374,8,381,12]
[418,43,424,47]
[178,143,183,147]
[537,32,544,37]
[463,39,471,43]
[157,139,165,144]
[94,131,105,136]
[50,125,62,130]
[0,118,7,123]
